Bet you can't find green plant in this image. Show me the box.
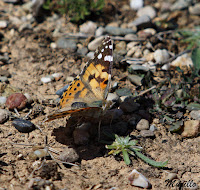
[43,0,105,22]
[106,134,168,167]
[177,27,200,49]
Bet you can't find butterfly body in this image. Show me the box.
[46,36,113,122]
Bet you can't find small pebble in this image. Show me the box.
[86,51,95,59]
[136,119,150,130]
[59,147,79,163]
[41,76,54,83]
[190,110,200,120]
[95,26,105,36]
[80,21,97,35]
[189,3,200,15]
[137,5,156,19]
[56,38,77,51]
[51,72,63,81]
[88,36,105,51]
[29,148,49,160]
[181,120,200,137]
[0,96,7,105]
[130,0,143,10]
[140,130,155,137]
[165,173,177,181]
[149,124,157,131]
[0,108,9,123]
[128,169,151,188]
[6,93,28,110]
[0,76,8,82]
[12,119,36,133]
[154,49,170,64]
[105,26,136,36]
[127,74,143,86]
[24,93,33,104]
[0,21,8,29]
[50,42,57,49]
[170,53,193,70]
[106,93,119,103]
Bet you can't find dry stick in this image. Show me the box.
[137,85,157,97]
[61,33,146,42]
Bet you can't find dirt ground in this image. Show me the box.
[0,0,200,190]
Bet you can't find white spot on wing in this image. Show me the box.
[101,49,104,52]
[104,55,113,62]
[98,53,102,59]
[109,45,113,49]
[105,46,108,48]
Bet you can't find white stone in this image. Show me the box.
[128,169,151,188]
[88,36,105,51]
[154,49,170,63]
[137,6,156,19]
[41,76,54,83]
[130,0,143,10]
[0,97,7,105]
[50,42,57,49]
[0,21,7,29]
[170,53,193,69]
[80,21,97,35]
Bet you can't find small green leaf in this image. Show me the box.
[122,149,131,165]
[186,102,200,111]
[192,47,200,76]
[133,149,168,168]
[169,121,183,132]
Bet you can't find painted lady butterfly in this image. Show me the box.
[46,36,113,122]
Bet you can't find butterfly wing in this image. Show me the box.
[46,36,113,121]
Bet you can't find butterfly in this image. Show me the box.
[45,36,113,122]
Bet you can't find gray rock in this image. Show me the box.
[128,65,150,72]
[105,26,136,36]
[56,38,77,52]
[189,3,200,15]
[127,74,143,86]
[149,124,157,131]
[19,23,32,32]
[59,147,79,163]
[80,21,97,35]
[190,110,200,120]
[171,0,193,11]
[0,21,8,29]
[154,49,170,64]
[130,0,143,10]
[106,93,119,103]
[86,51,95,59]
[0,108,9,123]
[182,120,200,137]
[128,15,151,28]
[115,88,132,97]
[77,47,88,56]
[0,76,8,82]
[140,130,155,137]
[0,97,7,105]
[136,119,149,130]
[95,26,105,36]
[88,36,104,51]
[137,6,156,19]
